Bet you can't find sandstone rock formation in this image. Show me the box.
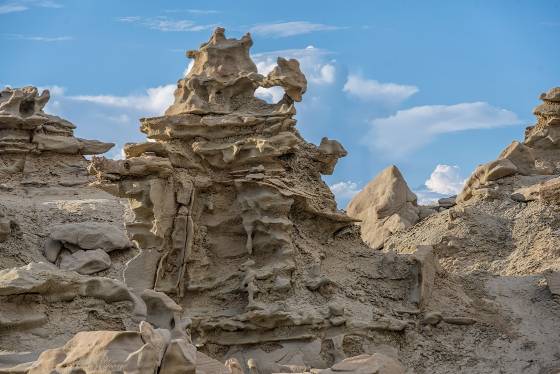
[458,86,560,202]
[87,28,426,372]
[347,165,420,250]
[0,86,113,156]
[1,28,559,374]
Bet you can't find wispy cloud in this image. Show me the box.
[118,15,216,32]
[0,0,62,14]
[68,85,176,116]
[368,102,521,157]
[343,74,418,105]
[250,21,343,38]
[164,9,220,15]
[3,33,73,42]
[0,3,27,13]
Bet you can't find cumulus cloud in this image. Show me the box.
[425,164,465,195]
[330,181,361,200]
[343,74,418,105]
[118,16,215,32]
[69,84,176,116]
[369,102,521,157]
[255,86,284,103]
[249,21,342,38]
[310,64,336,85]
[253,46,336,86]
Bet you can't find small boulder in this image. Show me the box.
[49,222,131,252]
[59,249,111,275]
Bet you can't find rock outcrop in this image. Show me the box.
[459,87,560,202]
[347,165,420,250]
[0,86,114,187]
[0,86,113,156]
[87,28,426,372]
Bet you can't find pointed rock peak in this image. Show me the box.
[348,165,416,216]
[347,165,419,250]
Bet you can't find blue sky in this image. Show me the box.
[2,0,559,206]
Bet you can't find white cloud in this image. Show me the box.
[69,84,176,116]
[369,102,521,156]
[343,74,418,105]
[330,181,361,200]
[310,64,335,85]
[0,3,27,13]
[164,9,220,15]
[3,33,73,42]
[38,85,65,96]
[425,164,465,195]
[118,16,215,32]
[253,46,336,86]
[250,21,342,38]
[255,86,284,103]
[0,0,61,14]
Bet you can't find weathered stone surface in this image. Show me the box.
[347,165,419,249]
[459,87,560,202]
[317,354,406,374]
[58,248,112,275]
[0,262,146,319]
[0,323,215,374]
[49,221,131,252]
[0,208,10,242]
[544,270,560,297]
[87,28,419,363]
[0,86,113,155]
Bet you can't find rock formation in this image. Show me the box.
[347,165,420,250]
[1,28,559,374]
[458,86,560,202]
[87,28,428,372]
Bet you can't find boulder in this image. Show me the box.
[347,165,419,249]
[49,222,131,252]
[58,248,112,275]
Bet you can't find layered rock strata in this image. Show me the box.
[88,28,427,372]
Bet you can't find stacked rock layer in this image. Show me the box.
[88,28,428,371]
